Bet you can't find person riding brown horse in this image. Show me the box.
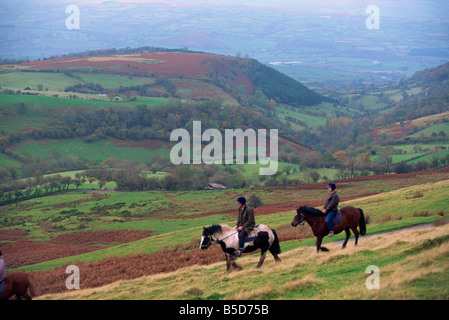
[0,251,37,300]
[323,182,340,237]
[292,205,366,252]
[0,251,5,294]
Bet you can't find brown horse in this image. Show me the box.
[0,272,37,300]
[291,205,366,252]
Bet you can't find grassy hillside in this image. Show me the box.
[1,169,448,300]
[33,177,449,300]
[38,222,449,300]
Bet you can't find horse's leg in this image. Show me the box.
[351,226,359,246]
[22,289,32,300]
[342,227,350,249]
[316,236,324,252]
[272,252,281,262]
[225,253,232,272]
[231,258,242,271]
[256,252,266,268]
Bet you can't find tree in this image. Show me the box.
[305,170,321,183]
[74,179,82,189]
[376,147,394,174]
[17,102,27,114]
[162,175,178,191]
[61,176,72,190]
[333,150,347,162]
[248,194,263,208]
[282,165,294,175]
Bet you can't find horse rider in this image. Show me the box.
[0,251,5,294]
[234,196,255,257]
[322,182,340,237]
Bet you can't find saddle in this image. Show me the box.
[330,211,342,227]
[245,225,263,242]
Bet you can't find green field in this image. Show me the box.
[14,138,170,165]
[0,92,167,136]
[0,70,155,92]
[410,122,449,138]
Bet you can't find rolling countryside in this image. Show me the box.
[1,47,449,302]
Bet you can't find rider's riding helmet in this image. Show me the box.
[237,196,246,205]
[327,182,336,191]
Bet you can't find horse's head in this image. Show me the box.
[291,207,305,227]
[200,227,213,250]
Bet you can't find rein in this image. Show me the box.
[215,230,238,242]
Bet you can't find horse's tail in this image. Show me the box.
[27,274,38,297]
[269,228,281,255]
[358,208,366,236]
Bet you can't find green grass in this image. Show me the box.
[350,94,388,111]
[4,170,449,285]
[14,138,170,164]
[0,91,168,140]
[0,152,21,167]
[0,70,158,92]
[72,72,155,89]
[38,218,449,300]
[0,72,80,92]
[409,122,449,138]
[13,178,449,272]
[344,179,449,222]
[276,104,326,129]
[0,92,167,111]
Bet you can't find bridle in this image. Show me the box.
[202,230,238,248]
[292,210,306,227]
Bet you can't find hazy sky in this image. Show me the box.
[1,0,447,80]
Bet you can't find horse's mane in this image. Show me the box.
[301,206,324,216]
[205,224,234,235]
[205,224,222,235]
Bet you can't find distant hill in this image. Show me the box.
[21,50,324,106]
[1,49,448,185]
[384,61,449,124]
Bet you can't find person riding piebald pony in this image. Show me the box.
[234,196,255,257]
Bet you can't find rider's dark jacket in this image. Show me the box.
[237,204,255,234]
[324,190,340,213]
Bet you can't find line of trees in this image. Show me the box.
[0,173,83,205]
[5,98,284,152]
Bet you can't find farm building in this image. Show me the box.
[208,183,227,190]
